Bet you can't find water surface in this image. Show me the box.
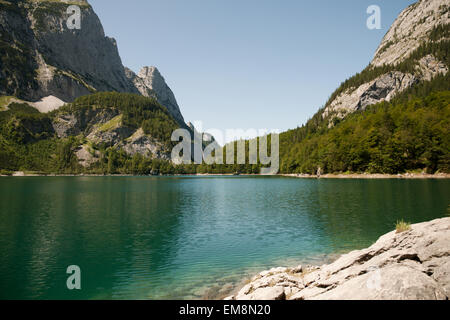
[0,176,448,299]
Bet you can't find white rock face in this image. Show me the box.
[323,53,448,125]
[311,265,447,300]
[322,72,416,121]
[372,0,450,67]
[417,54,449,81]
[126,67,185,125]
[120,128,171,160]
[229,217,450,300]
[30,95,66,113]
[28,2,138,100]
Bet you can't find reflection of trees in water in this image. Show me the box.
[306,179,448,252]
[2,177,448,299]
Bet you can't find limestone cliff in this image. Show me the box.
[372,0,449,67]
[0,0,185,125]
[1,1,134,102]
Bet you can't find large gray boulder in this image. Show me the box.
[229,217,450,300]
[311,265,446,300]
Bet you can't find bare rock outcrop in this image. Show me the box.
[372,0,449,67]
[323,54,448,123]
[120,128,171,160]
[75,144,100,168]
[229,217,450,300]
[52,107,120,138]
[125,66,185,125]
[87,125,134,148]
[322,71,417,121]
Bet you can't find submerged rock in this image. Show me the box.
[229,217,450,300]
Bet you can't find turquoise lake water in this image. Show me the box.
[0,176,448,299]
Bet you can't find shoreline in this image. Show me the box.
[281,172,450,179]
[2,171,450,179]
[206,252,343,300]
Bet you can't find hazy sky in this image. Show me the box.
[90,0,416,138]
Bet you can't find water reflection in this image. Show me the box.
[0,176,448,299]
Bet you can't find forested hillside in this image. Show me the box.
[280,86,449,174]
[0,92,183,175]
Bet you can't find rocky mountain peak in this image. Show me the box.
[127,66,185,125]
[137,66,171,99]
[138,66,161,81]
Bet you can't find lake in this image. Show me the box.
[0,176,448,299]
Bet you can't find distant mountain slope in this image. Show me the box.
[0,0,186,125]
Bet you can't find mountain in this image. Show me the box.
[0,0,185,125]
[278,0,449,175]
[0,0,193,174]
[322,0,449,126]
[1,0,449,176]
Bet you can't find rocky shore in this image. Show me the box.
[227,217,450,300]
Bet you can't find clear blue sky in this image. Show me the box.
[90,0,416,136]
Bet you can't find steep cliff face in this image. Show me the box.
[0,1,135,103]
[322,0,449,125]
[0,0,186,125]
[0,0,39,99]
[28,0,137,98]
[372,0,449,67]
[0,1,202,171]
